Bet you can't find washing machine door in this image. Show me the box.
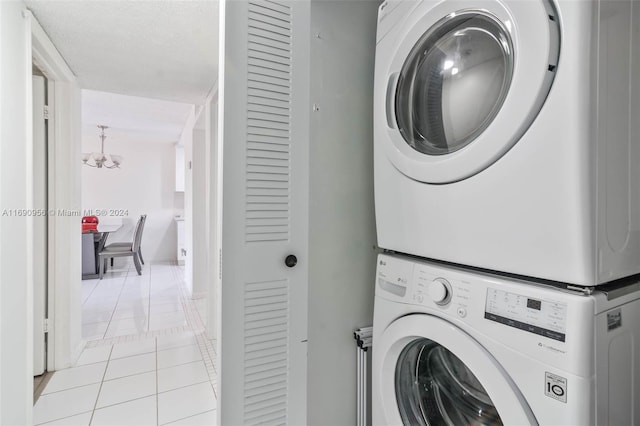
[377,314,537,425]
[380,0,560,183]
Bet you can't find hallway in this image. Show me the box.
[33,264,217,425]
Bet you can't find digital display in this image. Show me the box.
[527,298,542,311]
[485,288,567,342]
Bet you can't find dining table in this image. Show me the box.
[82,224,122,279]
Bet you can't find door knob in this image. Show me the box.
[285,255,298,268]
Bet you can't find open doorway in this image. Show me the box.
[24,1,222,422]
[31,91,221,424]
[78,90,195,341]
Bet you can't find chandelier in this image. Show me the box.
[82,125,123,169]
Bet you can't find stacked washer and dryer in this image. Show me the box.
[372,0,640,424]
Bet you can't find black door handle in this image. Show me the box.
[285,254,297,268]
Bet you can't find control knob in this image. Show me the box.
[428,278,452,306]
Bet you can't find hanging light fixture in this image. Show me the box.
[82,125,123,169]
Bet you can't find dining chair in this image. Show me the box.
[106,215,147,269]
[98,214,146,279]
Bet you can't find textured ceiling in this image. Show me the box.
[82,89,193,144]
[25,0,218,104]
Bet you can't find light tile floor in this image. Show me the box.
[34,263,217,425]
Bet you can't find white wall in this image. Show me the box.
[0,2,33,424]
[81,134,178,263]
[306,1,379,424]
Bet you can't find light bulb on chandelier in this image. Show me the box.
[82,125,123,169]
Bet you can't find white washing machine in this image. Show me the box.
[372,253,640,425]
[374,0,640,285]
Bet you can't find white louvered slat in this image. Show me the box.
[248,109,289,121]
[248,159,289,169]
[244,278,290,425]
[248,102,290,117]
[249,56,291,74]
[246,195,288,203]
[248,137,290,147]
[247,219,289,229]
[245,0,292,246]
[244,347,287,364]
[250,1,290,19]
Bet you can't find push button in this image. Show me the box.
[457,307,467,318]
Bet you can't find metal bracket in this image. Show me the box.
[566,285,594,295]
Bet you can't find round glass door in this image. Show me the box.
[395,12,514,156]
[395,338,502,425]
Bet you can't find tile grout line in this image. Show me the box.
[85,394,155,415]
[98,367,155,385]
[34,409,94,426]
[95,367,157,384]
[162,409,216,426]
[82,280,99,307]
[88,345,115,425]
[157,379,212,396]
[39,379,105,397]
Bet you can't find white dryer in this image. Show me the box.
[372,253,640,425]
[374,0,640,285]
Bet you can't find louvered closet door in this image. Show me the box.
[218,0,310,425]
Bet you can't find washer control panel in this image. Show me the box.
[376,253,586,375]
[484,288,567,342]
[376,254,570,342]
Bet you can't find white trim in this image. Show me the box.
[28,9,82,371]
[0,4,36,423]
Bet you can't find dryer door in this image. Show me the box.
[380,0,560,183]
[377,315,537,425]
